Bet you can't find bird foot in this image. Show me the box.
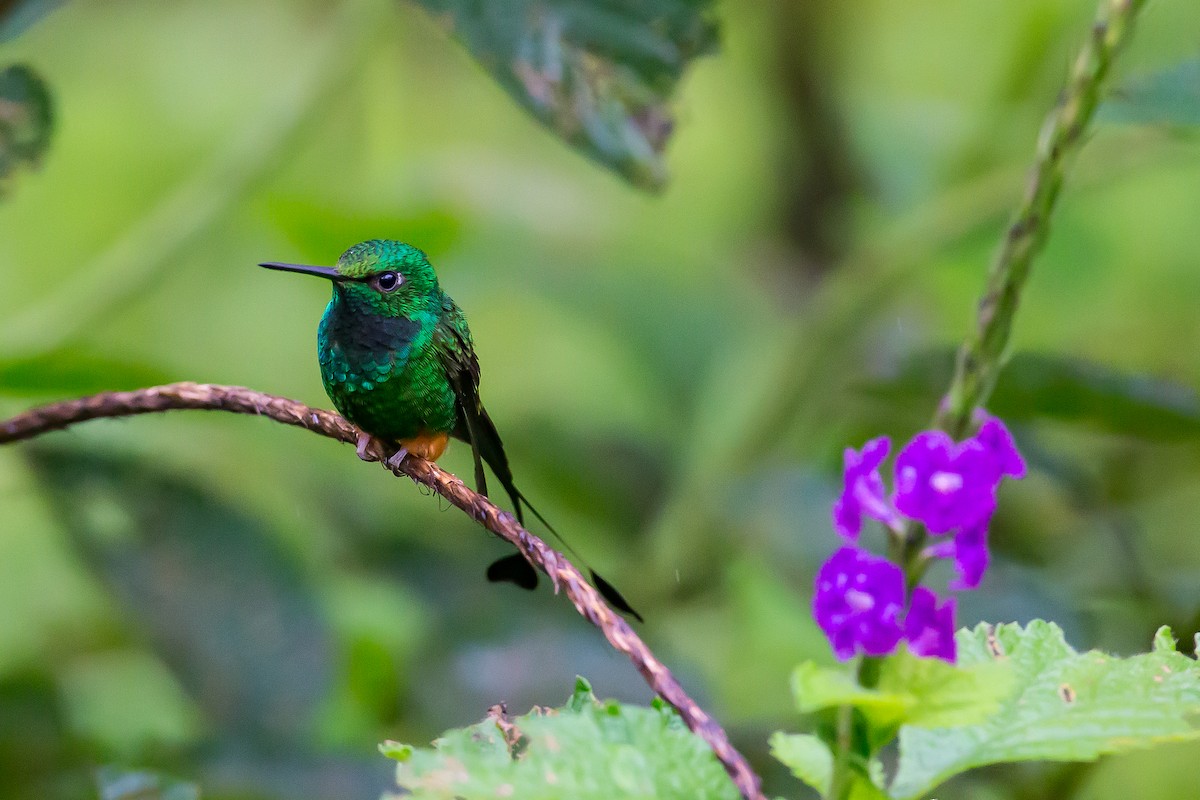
[355,432,371,461]
[385,447,409,471]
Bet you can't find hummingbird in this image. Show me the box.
[261,239,640,621]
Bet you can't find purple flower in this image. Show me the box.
[928,519,991,591]
[903,586,957,662]
[892,432,997,534]
[813,547,905,660]
[976,417,1026,480]
[832,437,902,540]
[815,417,1025,663]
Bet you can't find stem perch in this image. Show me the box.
[0,381,765,800]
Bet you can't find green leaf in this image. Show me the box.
[381,679,741,799]
[0,670,91,796]
[769,732,831,795]
[1102,59,1200,127]
[409,0,717,190]
[791,661,913,730]
[849,779,890,800]
[890,621,1200,799]
[769,734,890,800]
[877,645,1013,728]
[790,650,1010,734]
[567,674,596,710]
[0,63,52,198]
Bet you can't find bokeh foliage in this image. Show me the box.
[409,0,717,189]
[4,0,1200,799]
[0,63,51,196]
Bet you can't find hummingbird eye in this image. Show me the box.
[374,271,403,292]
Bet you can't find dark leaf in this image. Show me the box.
[0,671,92,799]
[408,0,718,190]
[26,446,334,744]
[0,0,64,41]
[94,767,199,800]
[862,351,1200,441]
[1102,59,1200,127]
[0,63,52,197]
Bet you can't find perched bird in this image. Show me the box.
[261,239,640,621]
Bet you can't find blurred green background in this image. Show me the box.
[4,0,1200,797]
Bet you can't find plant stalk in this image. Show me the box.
[935,0,1148,438]
[832,1,1148,792]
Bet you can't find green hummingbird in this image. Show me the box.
[261,239,640,621]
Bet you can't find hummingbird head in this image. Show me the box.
[260,239,440,317]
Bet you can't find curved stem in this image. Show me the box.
[0,382,765,800]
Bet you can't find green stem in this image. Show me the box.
[828,700,855,800]
[828,658,884,797]
[857,655,882,689]
[935,0,1148,438]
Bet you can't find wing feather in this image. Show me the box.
[432,295,642,622]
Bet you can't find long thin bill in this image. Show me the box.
[258,262,344,280]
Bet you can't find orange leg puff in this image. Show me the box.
[399,430,450,462]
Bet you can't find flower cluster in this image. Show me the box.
[815,417,1025,663]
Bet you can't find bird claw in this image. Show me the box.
[385,447,409,471]
[355,433,371,461]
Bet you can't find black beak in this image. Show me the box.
[259,262,345,281]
